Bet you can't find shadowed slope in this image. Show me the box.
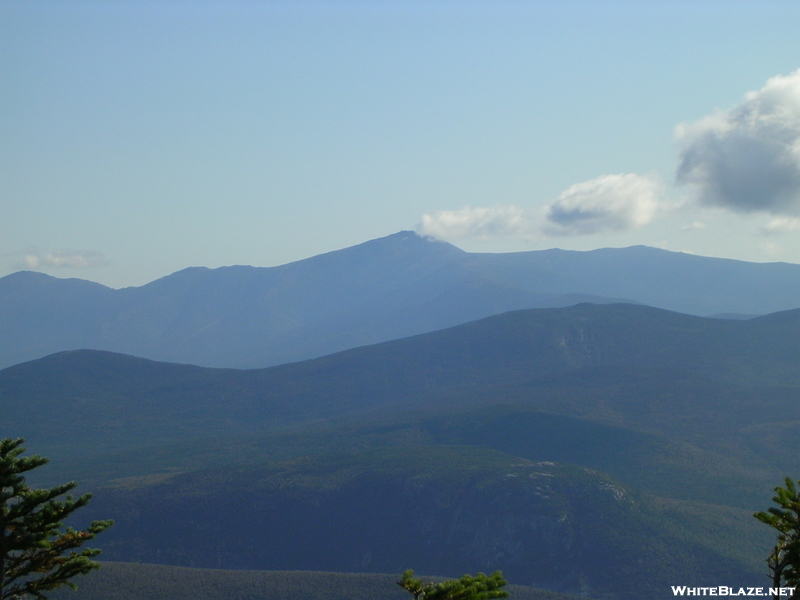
[4,303,800,461]
[80,447,762,600]
[51,563,582,600]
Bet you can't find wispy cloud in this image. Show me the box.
[20,250,108,270]
[682,221,706,230]
[544,173,663,236]
[676,69,800,215]
[760,216,800,235]
[417,205,537,241]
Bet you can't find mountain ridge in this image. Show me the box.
[6,302,800,463]
[3,231,800,370]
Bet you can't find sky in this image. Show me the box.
[3,0,800,289]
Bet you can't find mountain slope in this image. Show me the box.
[3,231,800,369]
[6,303,793,599]
[79,447,763,600]
[5,303,800,461]
[6,303,799,519]
[51,563,582,600]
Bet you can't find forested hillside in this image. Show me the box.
[50,563,582,600]
[7,302,799,599]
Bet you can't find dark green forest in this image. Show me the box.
[49,563,581,600]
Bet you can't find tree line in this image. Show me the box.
[1,437,798,599]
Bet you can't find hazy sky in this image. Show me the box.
[3,0,800,288]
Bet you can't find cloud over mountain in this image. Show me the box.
[676,69,800,215]
[22,250,107,269]
[417,205,535,240]
[418,173,662,241]
[544,173,663,236]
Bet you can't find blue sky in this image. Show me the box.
[3,0,800,288]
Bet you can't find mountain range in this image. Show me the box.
[3,231,800,370]
[7,302,800,460]
[5,233,800,599]
[7,301,800,599]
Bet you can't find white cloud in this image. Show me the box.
[417,173,664,242]
[416,205,537,240]
[676,69,800,215]
[761,216,800,235]
[21,250,108,270]
[682,221,706,230]
[544,173,663,236]
[761,241,781,256]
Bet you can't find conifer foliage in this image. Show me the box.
[397,570,509,600]
[0,438,112,600]
[754,477,800,597]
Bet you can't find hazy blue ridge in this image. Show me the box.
[3,231,800,369]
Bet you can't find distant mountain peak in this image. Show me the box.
[282,230,465,271]
[344,230,465,255]
[0,269,112,293]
